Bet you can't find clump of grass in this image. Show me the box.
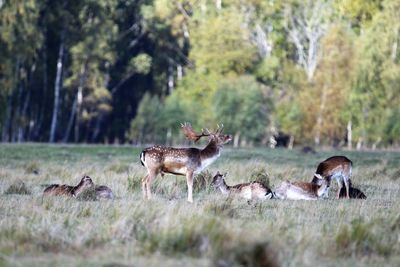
[389,168,400,180]
[4,180,31,195]
[204,197,237,218]
[108,162,129,174]
[137,216,227,257]
[127,174,142,192]
[76,187,97,201]
[23,161,40,174]
[213,241,280,267]
[250,167,270,187]
[194,170,213,193]
[335,219,392,257]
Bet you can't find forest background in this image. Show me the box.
[1,0,399,149]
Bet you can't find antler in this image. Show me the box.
[181,122,210,142]
[215,124,224,134]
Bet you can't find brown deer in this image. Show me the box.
[211,172,273,200]
[311,156,352,199]
[274,174,330,200]
[140,123,232,202]
[43,175,94,197]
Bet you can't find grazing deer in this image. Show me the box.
[95,185,114,200]
[211,172,273,200]
[311,156,352,199]
[43,175,94,197]
[339,180,366,199]
[274,174,329,200]
[140,123,232,202]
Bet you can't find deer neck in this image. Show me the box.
[200,140,221,160]
[217,179,230,195]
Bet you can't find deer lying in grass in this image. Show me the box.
[140,123,232,202]
[212,172,273,200]
[95,185,114,199]
[43,175,94,197]
[274,174,329,200]
[311,156,352,199]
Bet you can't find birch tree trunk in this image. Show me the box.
[347,120,352,150]
[74,64,86,143]
[63,97,77,143]
[49,36,65,142]
[17,89,31,142]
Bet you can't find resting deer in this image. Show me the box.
[95,185,114,199]
[140,123,232,202]
[274,174,329,200]
[212,172,273,200]
[43,175,94,197]
[311,156,352,199]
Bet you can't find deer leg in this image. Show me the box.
[147,171,158,200]
[142,174,149,199]
[186,171,194,203]
[336,178,341,199]
[344,178,350,199]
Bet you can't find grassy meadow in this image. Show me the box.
[0,144,399,267]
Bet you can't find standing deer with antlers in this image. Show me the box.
[140,123,232,202]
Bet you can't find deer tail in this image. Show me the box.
[140,150,146,167]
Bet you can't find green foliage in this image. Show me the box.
[128,53,152,75]
[250,167,270,187]
[190,9,257,76]
[129,93,165,144]
[213,76,272,144]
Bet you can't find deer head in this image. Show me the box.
[313,173,331,187]
[211,171,227,188]
[78,175,95,188]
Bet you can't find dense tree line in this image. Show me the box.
[0,0,399,148]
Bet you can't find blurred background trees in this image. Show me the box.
[0,0,399,148]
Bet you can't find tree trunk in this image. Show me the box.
[74,64,86,143]
[33,32,49,141]
[233,132,240,148]
[12,79,25,142]
[90,67,110,143]
[167,59,174,94]
[288,135,294,149]
[2,93,14,142]
[347,120,352,150]
[17,89,31,142]
[63,97,77,143]
[2,59,20,142]
[49,36,65,142]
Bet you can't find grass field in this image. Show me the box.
[0,144,399,267]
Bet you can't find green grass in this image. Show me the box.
[0,144,399,267]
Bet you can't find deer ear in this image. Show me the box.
[314,173,323,179]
